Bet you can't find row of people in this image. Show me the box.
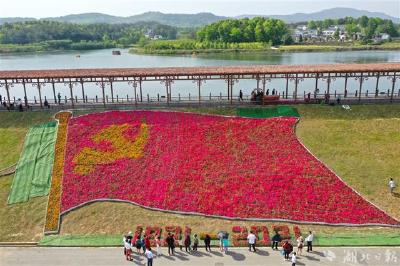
[123,230,315,265]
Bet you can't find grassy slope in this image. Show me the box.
[0,111,55,241]
[296,105,400,221]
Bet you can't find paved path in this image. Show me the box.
[0,247,399,266]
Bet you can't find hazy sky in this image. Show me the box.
[1,0,399,18]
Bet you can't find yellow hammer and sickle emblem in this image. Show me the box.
[73,122,149,175]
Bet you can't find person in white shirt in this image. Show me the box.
[306,231,314,252]
[389,178,396,195]
[247,231,257,252]
[145,247,154,266]
[155,236,162,257]
[124,238,133,261]
[291,252,297,266]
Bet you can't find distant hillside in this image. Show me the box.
[0,17,36,24]
[0,8,398,27]
[238,7,400,23]
[44,13,126,24]
[125,12,227,27]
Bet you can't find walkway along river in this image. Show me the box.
[0,63,399,109]
[0,49,399,108]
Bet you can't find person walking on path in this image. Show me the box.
[155,236,162,257]
[389,178,396,195]
[184,234,191,252]
[247,231,257,252]
[272,232,281,250]
[145,247,154,266]
[192,234,199,251]
[166,233,175,256]
[291,252,297,266]
[296,236,304,256]
[204,234,211,252]
[306,231,314,252]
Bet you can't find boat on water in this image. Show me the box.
[112,50,121,55]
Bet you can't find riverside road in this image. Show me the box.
[0,247,399,266]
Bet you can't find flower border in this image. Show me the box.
[44,111,72,234]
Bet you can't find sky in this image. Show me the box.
[1,0,399,18]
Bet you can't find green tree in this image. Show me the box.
[333,29,340,40]
[359,16,369,28]
[307,21,317,29]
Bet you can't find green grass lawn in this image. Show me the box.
[1,105,400,244]
[0,112,55,169]
[0,111,55,242]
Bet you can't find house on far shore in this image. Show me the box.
[374,33,391,43]
[144,30,164,40]
[292,25,319,42]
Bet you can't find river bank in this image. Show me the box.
[0,42,118,54]
[130,41,400,55]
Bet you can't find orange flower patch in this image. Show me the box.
[44,111,71,233]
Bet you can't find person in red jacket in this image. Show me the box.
[144,235,151,251]
[282,240,293,261]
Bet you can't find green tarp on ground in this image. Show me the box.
[8,122,57,204]
[237,106,300,118]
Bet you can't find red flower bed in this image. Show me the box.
[61,111,399,226]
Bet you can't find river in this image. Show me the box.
[0,49,399,102]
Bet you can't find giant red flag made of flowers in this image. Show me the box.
[61,111,399,226]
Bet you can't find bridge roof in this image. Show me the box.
[0,63,399,79]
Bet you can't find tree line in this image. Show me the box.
[0,20,177,47]
[196,17,292,45]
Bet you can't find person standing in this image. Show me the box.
[291,252,297,266]
[239,90,243,101]
[306,231,314,252]
[124,238,133,261]
[247,231,257,252]
[192,234,199,251]
[179,235,184,251]
[272,232,281,250]
[166,233,175,256]
[155,236,162,257]
[145,247,154,266]
[389,178,396,195]
[217,231,224,252]
[222,237,229,253]
[296,236,304,256]
[135,236,142,254]
[57,92,61,104]
[141,235,146,254]
[204,234,211,252]
[282,240,293,261]
[145,235,151,251]
[184,234,191,252]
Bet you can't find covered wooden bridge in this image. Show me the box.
[0,63,399,108]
